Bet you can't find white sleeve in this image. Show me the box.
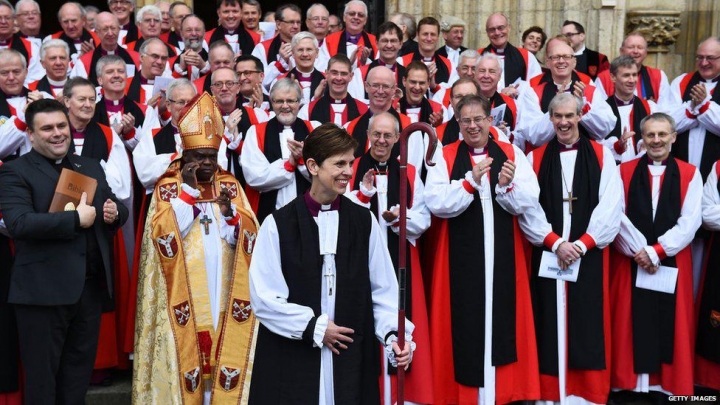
[169,183,199,238]
[580,86,617,140]
[494,146,540,215]
[614,213,648,257]
[368,215,414,341]
[132,126,177,189]
[249,215,319,340]
[655,70,672,111]
[666,74,698,134]
[347,70,367,101]
[0,118,28,159]
[69,59,89,79]
[297,104,309,121]
[25,42,45,85]
[526,52,543,81]
[423,148,474,218]
[695,97,720,135]
[240,125,294,191]
[517,87,555,149]
[655,168,702,256]
[103,127,133,202]
[251,43,269,70]
[390,166,431,241]
[702,162,720,231]
[517,151,563,248]
[218,204,239,246]
[582,148,623,249]
[593,76,609,102]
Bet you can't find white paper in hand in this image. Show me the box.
[152,76,174,98]
[538,250,581,282]
[490,104,507,127]
[635,265,678,294]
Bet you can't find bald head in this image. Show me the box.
[365,66,396,112]
[485,13,510,49]
[95,12,120,51]
[696,37,720,80]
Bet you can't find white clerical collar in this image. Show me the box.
[48,77,67,87]
[298,70,313,78]
[106,50,115,55]
[574,45,586,56]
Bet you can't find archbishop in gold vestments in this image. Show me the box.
[132,93,259,404]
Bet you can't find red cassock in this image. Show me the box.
[429,141,540,405]
[609,157,697,395]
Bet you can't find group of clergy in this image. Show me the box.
[0,0,720,404]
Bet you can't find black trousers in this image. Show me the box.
[14,278,105,405]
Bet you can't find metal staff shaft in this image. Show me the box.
[396,121,437,405]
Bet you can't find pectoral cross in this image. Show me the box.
[564,190,577,215]
[200,215,212,235]
[324,269,334,296]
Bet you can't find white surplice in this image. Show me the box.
[423,141,539,404]
[249,205,413,405]
[520,143,622,405]
[703,161,720,230]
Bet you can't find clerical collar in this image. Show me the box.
[406,103,421,109]
[614,95,634,106]
[42,154,71,171]
[171,123,179,134]
[71,125,86,138]
[140,75,154,85]
[554,81,573,92]
[120,23,131,30]
[223,27,236,35]
[705,75,720,83]
[345,32,360,44]
[318,38,324,47]
[101,48,116,56]
[48,77,67,87]
[332,97,346,104]
[422,56,433,63]
[304,192,341,217]
[559,139,580,151]
[493,46,505,55]
[574,45,586,56]
[374,160,388,174]
[648,156,668,166]
[469,146,487,156]
[381,62,396,70]
[104,97,124,107]
[296,70,313,81]
[0,37,9,46]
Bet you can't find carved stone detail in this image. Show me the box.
[626,11,682,53]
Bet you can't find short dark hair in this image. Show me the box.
[376,21,402,41]
[216,0,240,9]
[609,55,637,76]
[522,26,548,48]
[562,20,585,34]
[417,16,440,33]
[450,77,481,99]
[640,112,676,134]
[63,77,95,100]
[234,54,263,72]
[404,60,429,79]
[26,99,69,132]
[455,94,490,118]
[327,54,352,71]
[303,123,357,167]
[275,3,301,22]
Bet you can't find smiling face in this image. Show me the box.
[458,102,491,149]
[550,99,582,145]
[696,39,720,81]
[211,68,239,111]
[138,10,162,38]
[610,64,638,100]
[443,26,464,50]
[97,61,127,97]
[546,39,576,83]
[64,84,97,124]
[308,149,355,202]
[29,111,71,160]
[167,84,195,124]
[475,57,501,97]
[326,60,352,99]
[209,45,235,72]
[561,24,585,52]
[377,30,401,64]
[277,8,301,42]
[368,114,399,162]
[235,60,263,96]
[364,67,396,112]
[485,14,509,49]
[343,3,366,35]
[241,3,260,31]
[417,23,439,55]
[16,2,41,36]
[217,1,242,31]
[181,16,205,50]
[109,0,134,25]
[403,68,429,106]
[523,31,543,54]
[306,6,329,39]
[642,118,676,162]
[41,46,70,82]
[292,37,318,73]
[0,5,13,39]
[620,34,648,66]
[140,40,168,79]
[450,81,479,112]
[0,55,27,95]
[271,87,300,126]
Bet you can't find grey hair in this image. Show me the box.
[609,55,637,76]
[168,1,192,18]
[0,49,27,70]
[211,67,238,82]
[390,12,416,38]
[63,77,95,100]
[85,5,100,14]
[95,55,126,78]
[368,111,400,134]
[459,49,479,61]
[136,5,161,24]
[0,0,14,15]
[58,3,86,21]
[291,31,318,49]
[343,0,367,17]
[138,37,166,55]
[306,3,328,19]
[166,77,196,99]
[548,92,583,116]
[270,77,302,103]
[475,52,503,73]
[40,39,71,60]
[15,0,39,13]
[640,112,676,134]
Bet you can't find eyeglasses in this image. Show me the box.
[211,81,239,89]
[563,32,582,38]
[167,98,190,107]
[236,70,261,77]
[17,11,40,17]
[695,55,720,62]
[486,24,507,33]
[366,82,393,92]
[378,38,400,45]
[458,115,491,126]
[109,0,132,5]
[370,131,396,140]
[141,18,161,25]
[547,54,575,62]
[143,53,169,62]
[272,98,299,106]
[346,11,366,18]
[278,19,302,26]
[308,16,329,22]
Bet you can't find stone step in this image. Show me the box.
[85,369,132,405]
